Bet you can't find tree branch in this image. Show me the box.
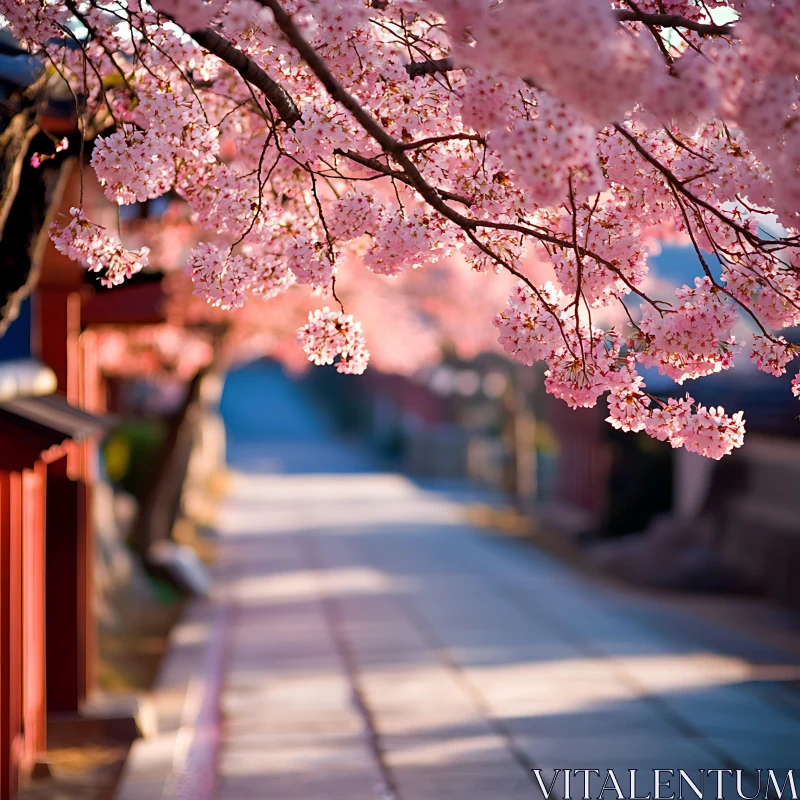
[397,133,485,150]
[190,28,302,126]
[333,148,473,206]
[405,57,455,79]
[258,0,477,224]
[614,10,735,36]
[612,123,777,248]
[401,12,734,80]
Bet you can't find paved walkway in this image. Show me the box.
[206,365,800,799]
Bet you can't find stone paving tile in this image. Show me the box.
[518,733,715,768]
[218,771,383,800]
[384,758,535,800]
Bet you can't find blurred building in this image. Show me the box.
[0,34,171,793]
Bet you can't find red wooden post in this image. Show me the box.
[45,462,90,713]
[34,290,81,405]
[34,285,98,711]
[0,473,5,800]
[78,332,101,694]
[79,329,105,414]
[0,471,23,800]
[21,467,46,761]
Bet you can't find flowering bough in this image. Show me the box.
[6,0,800,458]
[51,208,150,287]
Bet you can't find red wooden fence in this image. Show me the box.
[0,464,47,800]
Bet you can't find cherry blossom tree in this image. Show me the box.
[5,0,800,458]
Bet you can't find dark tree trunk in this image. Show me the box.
[0,118,72,337]
[130,367,209,557]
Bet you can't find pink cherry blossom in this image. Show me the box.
[606,368,650,433]
[285,236,336,288]
[750,335,797,377]
[150,0,226,32]
[50,208,149,287]
[328,192,383,241]
[91,128,177,205]
[493,282,565,367]
[637,278,737,384]
[298,308,370,375]
[186,242,250,310]
[681,405,746,460]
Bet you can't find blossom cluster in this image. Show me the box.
[636,278,738,384]
[50,208,149,287]
[750,335,797,377]
[91,128,177,205]
[493,282,564,367]
[298,308,370,375]
[607,384,745,460]
[495,281,746,458]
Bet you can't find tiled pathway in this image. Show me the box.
[203,365,800,800]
